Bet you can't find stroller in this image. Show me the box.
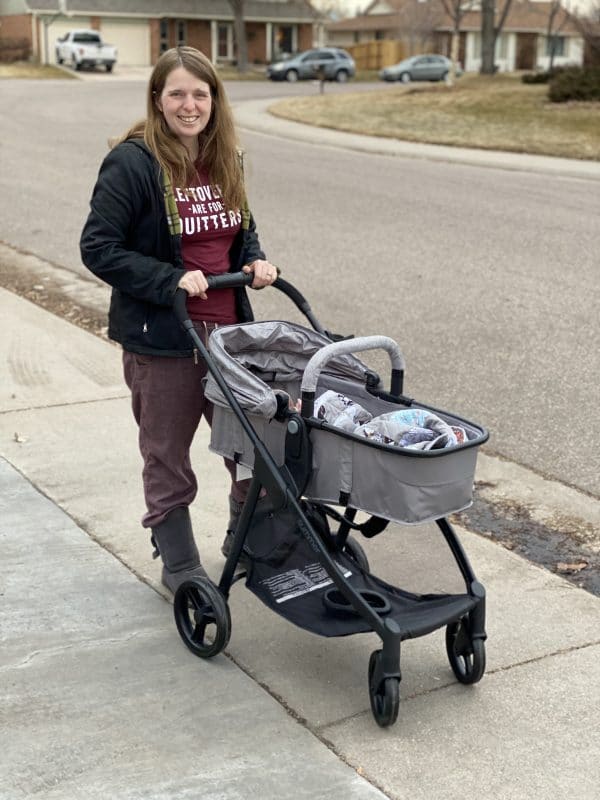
[172,274,489,728]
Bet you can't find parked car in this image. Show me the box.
[379,55,461,83]
[267,48,356,83]
[55,30,117,72]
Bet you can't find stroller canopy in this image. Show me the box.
[205,321,379,418]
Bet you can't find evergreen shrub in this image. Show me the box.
[548,66,600,102]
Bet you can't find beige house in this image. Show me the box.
[0,0,320,66]
[326,0,585,72]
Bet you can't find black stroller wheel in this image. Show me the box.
[445,618,486,684]
[368,650,399,727]
[343,536,370,573]
[173,577,231,658]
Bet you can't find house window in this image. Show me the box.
[546,35,565,57]
[177,20,186,47]
[375,30,384,41]
[160,19,169,54]
[496,33,508,60]
[217,23,232,60]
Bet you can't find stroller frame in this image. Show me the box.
[171,275,487,728]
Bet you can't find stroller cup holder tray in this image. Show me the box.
[323,587,391,617]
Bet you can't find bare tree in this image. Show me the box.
[397,0,443,54]
[545,1,570,72]
[310,0,358,19]
[573,0,600,65]
[480,0,514,74]
[227,0,249,72]
[439,0,477,83]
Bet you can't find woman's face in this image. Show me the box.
[156,66,213,152]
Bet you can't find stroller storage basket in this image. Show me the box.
[206,320,488,525]
[242,502,479,639]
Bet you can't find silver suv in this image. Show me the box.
[267,48,356,83]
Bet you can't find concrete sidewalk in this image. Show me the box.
[0,288,388,800]
[1,287,599,799]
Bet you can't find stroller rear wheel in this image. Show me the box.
[368,650,400,727]
[445,618,486,684]
[173,577,231,658]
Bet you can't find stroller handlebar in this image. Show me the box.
[173,274,327,335]
[301,335,405,411]
[173,274,254,327]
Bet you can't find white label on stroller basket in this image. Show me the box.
[235,464,253,481]
[261,562,352,604]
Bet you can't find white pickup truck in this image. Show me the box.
[55,30,117,72]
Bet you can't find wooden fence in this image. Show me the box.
[346,40,410,71]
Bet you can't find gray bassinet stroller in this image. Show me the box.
[172,275,489,727]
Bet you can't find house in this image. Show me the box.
[325,0,585,72]
[0,0,321,66]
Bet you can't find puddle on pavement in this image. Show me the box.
[453,485,600,597]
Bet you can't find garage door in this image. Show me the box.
[100,19,150,66]
[42,17,92,64]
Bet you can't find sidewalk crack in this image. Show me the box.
[1,629,160,672]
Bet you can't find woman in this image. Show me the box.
[80,46,277,592]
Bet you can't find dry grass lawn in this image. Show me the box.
[0,61,76,79]
[270,73,600,161]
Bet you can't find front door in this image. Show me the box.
[516,33,537,70]
[273,25,294,58]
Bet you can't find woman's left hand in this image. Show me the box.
[243,260,278,289]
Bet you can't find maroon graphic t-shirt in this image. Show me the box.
[174,167,242,322]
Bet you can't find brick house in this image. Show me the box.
[0,0,320,66]
[325,0,585,72]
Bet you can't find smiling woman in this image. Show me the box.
[79,46,279,594]
[155,67,213,159]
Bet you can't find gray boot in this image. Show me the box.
[151,506,207,593]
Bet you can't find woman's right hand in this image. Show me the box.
[178,270,208,300]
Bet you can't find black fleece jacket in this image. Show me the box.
[80,139,264,356]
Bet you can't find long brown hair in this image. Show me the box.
[115,47,244,209]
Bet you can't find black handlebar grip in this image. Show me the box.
[173,274,254,326]
[206,272,254,290]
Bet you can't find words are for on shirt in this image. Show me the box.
[174,166,242,323]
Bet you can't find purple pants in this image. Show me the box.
[123,322,249,529]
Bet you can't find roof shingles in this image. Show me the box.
[25,0,318,22]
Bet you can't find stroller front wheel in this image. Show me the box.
[368,650,400,727]
[173,577,231,658]
[445,619,486,684]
